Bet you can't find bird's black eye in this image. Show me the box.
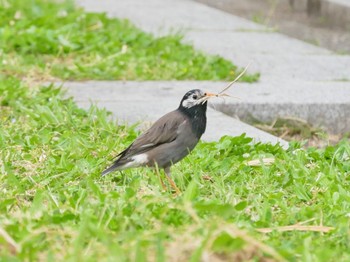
[192,95,198,99]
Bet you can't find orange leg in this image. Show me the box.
[164,167,181,195]
[155,165,167,191]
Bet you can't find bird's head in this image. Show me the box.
[179,89,216,111]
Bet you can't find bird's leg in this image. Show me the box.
[155,165,167,191]
[164,167,181,195]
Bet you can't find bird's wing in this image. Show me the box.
[124,110,187,157]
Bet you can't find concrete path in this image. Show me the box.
[75,0,350,135]
[63,81,287,147]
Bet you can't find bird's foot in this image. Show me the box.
[165,175,181,195]
[155,166,168,192]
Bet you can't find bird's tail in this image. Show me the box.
[101,163,119,176]
[101,158,130,176]
[101,145,132,176]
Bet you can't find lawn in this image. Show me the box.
[1,0,350,261]
[0,0,258,82]
[1,78,350,261]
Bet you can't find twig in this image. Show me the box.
[0,227,20,254]
[256,225,334,233]
[279,129,290,139]
[218,62,251,95]
[224,225,287,261]
[296,218,317,225]
[246,157,275,167]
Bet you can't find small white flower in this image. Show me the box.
[57,10,68,18]
[121,45,128,54]
[14,11,22,20]
[243,153,250,158]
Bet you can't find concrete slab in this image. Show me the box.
[208,80,350,133]
[77,0,263,34]
[63,78,350,134]
[319,0,350,27]
[184,31,350,81]
[62,81,288,146]
[328,0,350,7]
[75,0,350,134]
[186,31,332,56]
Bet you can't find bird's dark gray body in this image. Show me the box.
[101,89,210,177]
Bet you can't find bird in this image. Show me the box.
[101,89,216,193]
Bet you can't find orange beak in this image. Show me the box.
[204,92,217,97]
[200,92,217,105]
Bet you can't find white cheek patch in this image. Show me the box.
[182,98,195,108]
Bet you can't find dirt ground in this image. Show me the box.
[195,0,350,54]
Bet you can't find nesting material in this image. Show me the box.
[216,62,250,98]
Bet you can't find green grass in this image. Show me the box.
[1,78,350,261]
[1,0,349,260]
[0,0,258,82]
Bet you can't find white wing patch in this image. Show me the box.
[177,120,187,134]
[140,143,154,148]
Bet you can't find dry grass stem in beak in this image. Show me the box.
[201,63,250,104]
[217,62,250,95]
